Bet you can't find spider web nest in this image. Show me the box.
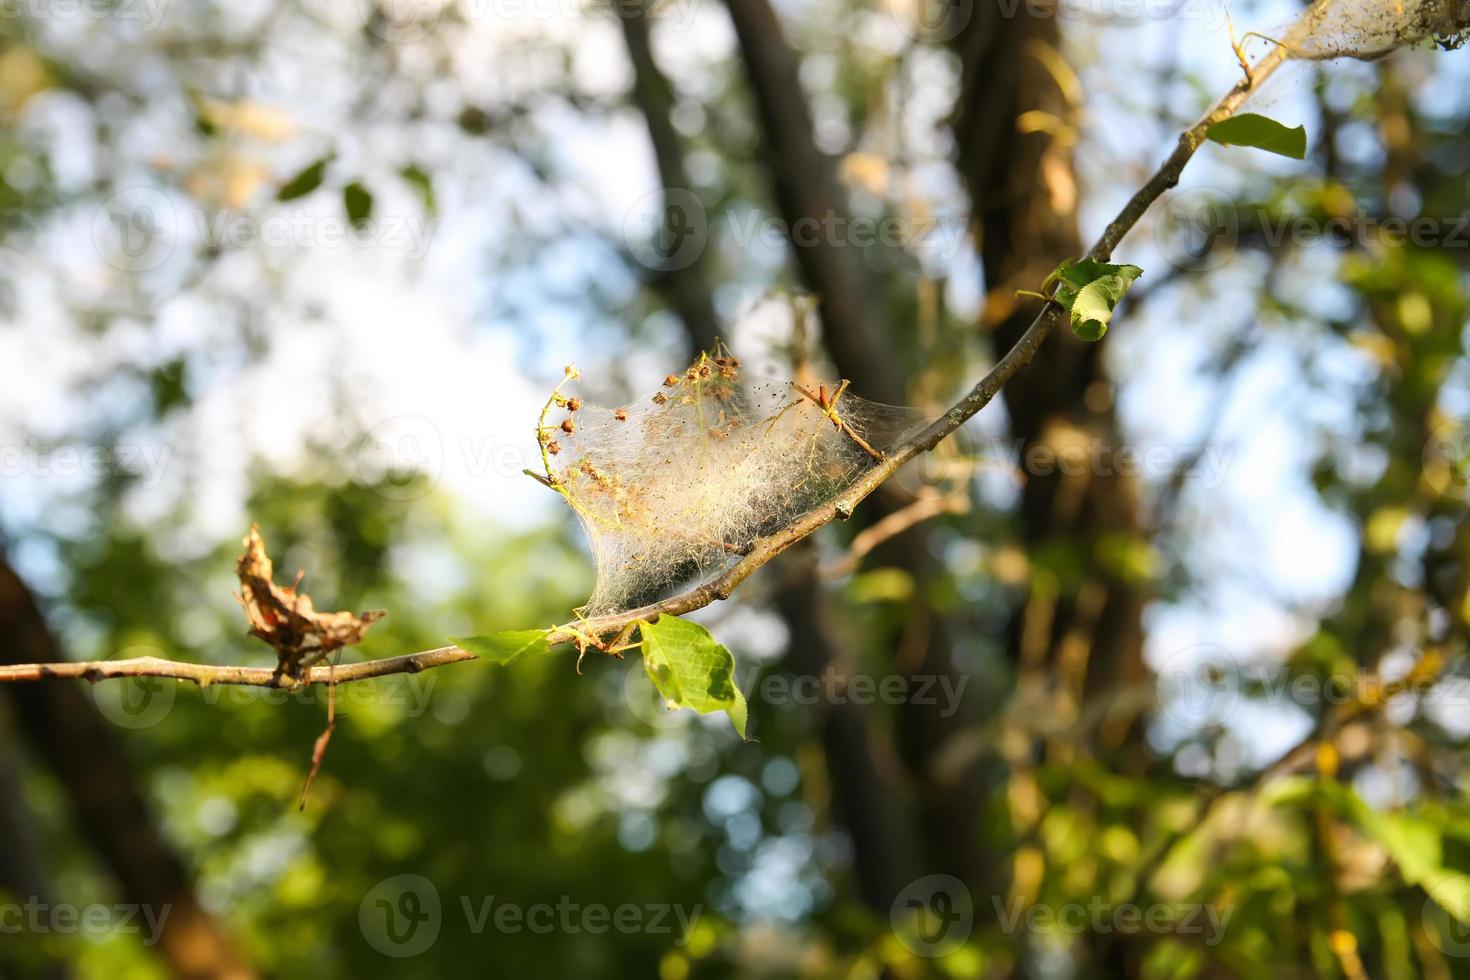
[1266,0,1469,61]
[538,350,927,618]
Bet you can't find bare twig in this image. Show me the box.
[298,654,339,810]
[819,494,970,580]
[0,646,476,687]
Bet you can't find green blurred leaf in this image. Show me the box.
[453,629,550,665]
[276,156,331,201]
[1207,113,1307,159]
[845,567,914,604]
[399,164,435,215]
[638,616,747,738]
[344,181,373,228]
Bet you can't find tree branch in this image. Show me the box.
[544,35,1295,649]
[0,646,476,687]
[818,493,970,580]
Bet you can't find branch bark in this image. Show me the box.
[0,646,476,687]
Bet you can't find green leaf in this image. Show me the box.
[399,164,436,215]
[1048,259,1143,342]
[344,181,374,228]
[1361,810,1443,886]
[1206,113,1307,159]
[452,629,550,665]
[277,157,331,201]
[1278,780,1470,923]
[638,616,747,738]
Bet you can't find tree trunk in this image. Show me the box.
[0,556,255,980]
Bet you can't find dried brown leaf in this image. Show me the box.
[235,525,385,679]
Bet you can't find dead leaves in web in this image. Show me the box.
[234,524,385,681]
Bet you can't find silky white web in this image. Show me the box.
[1269,0,1467,61]
[539,353,926,617]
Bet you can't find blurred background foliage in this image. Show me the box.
[1,0,1470,977]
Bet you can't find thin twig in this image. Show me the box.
[819,494,970,579]
[0,646,477,687]
[298,653,339,811]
